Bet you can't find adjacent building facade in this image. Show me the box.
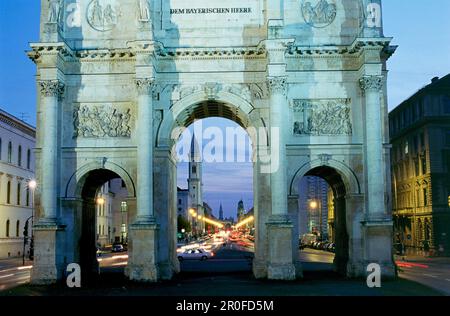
[390,75,450,256]
[0,109,35,259]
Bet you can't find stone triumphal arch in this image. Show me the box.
[29,0,397,283]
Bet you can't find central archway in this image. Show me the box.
[157,93,269,279]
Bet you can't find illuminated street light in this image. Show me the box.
[97,197,105,205]
[309,200,318,209]
[28,179,37,190]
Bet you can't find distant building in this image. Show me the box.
[0,109,35,259]
[237,199,246,222]
[298,176,329,239]
[177,187,189,219]
[219,203,224,221]
[389,75,450,255]
[95,179,129,247]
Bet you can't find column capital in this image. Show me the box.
[38,80,65,98]
[135,78,155,95]
[267,77,288,96]
[359,75,384,93]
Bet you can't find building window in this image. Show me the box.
[27,149,31,169]
[443,96,450,114]
[421,156,427,174]
[8,141,12,163]
[415,159,420,177]
[192,166,197,174]
[16,220,20,237]
[6,220,10,238]
[420,133,425,150]
[423,188,428,206]
[18,146,22,167]
[17,183,21,205]
[121,201,127,213]
[26,188,30,207]
[6,181,11,204]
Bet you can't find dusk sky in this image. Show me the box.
[1,1,449,219]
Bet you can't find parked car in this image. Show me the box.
[327,243,336,253]
[112,244,125,253]
[177,248,214,261]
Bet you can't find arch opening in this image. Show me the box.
[297,166,350,276]
[77,169,131,284]
[170,100,257,275]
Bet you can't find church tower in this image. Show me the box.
[188,134,204,234]
[219,203,224,221]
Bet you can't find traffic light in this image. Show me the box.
[23,221,29,238]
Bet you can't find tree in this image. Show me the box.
[177,215,191,233]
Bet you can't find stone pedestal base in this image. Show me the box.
[30,223,65,285]
[362,220,397,279]
[252,259,267,279]
[125,222,159,282]
[266,217,297,280]
[158,261,175,280]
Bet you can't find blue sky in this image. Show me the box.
[1,1,449,218]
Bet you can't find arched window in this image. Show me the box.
[16,220,20,237]
[7,141,12,163]
[18,145,22,167]
[17,183,21,205]
[6,220,10,238]
[27,149,31,169]
[6,181,11,204]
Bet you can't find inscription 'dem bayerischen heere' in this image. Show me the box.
[170,7,252,15]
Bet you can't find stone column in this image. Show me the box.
[135,78,155,224]
[125,78,159,282]
[265,76,296,280]
[268,77,289,217]
[38,80,64,223]
[360,75,396,278]
[360,76,386,218]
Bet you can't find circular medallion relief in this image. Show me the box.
[87,0,119,32]
[301,0,337,28]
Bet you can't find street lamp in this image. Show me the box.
[309,199,323,239]
[27,179,37,262]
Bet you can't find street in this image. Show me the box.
[0,234,449,296]
[396,256,450,295]
[0,259,33,292]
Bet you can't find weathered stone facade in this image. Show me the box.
[29,0,396,283]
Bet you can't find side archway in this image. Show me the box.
[64,160,136,199]
[290,159,361,276]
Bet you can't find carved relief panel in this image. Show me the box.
[73,103,133,138]
[292,99,352,136]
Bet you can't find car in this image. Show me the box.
[177,248,214,261]
[327,243,336,253]
[112,244,125,253]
